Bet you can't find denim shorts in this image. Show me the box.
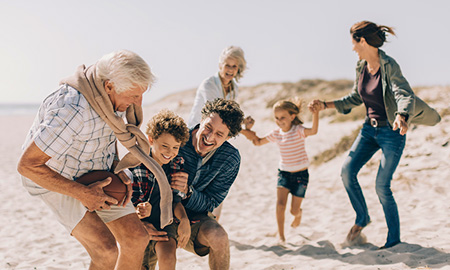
[277,169,309,198]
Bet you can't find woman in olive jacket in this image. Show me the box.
[311,21,440,249]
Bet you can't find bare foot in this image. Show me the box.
[291,209,302,227]
[277,239,287,247]
[278,236,286,246]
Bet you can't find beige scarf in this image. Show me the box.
[61,64,173,228]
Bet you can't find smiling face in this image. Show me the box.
[104,81,147,112]
[193,113,230,157]
[351,37,366,60]
[149,133,182,166]
[219,57,239,85]
[274,108,296,132]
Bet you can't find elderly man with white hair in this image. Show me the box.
[18,50,172,270]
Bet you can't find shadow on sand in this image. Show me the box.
[229,240,450,268]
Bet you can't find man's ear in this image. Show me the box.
[104,80,114,94]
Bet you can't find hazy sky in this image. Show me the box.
[1,0,449,105]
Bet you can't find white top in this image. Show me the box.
[266,124,309,172]
[187,72,238,128]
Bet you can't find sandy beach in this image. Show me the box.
[1,83,449,270]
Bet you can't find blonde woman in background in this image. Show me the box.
[187,46,247,128]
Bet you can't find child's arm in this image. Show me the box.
[173,202,190,248]
[241,129,270,146]
[304,103,321,137]
[304,110,319,137]
[241,116,270,146]
[252,136,270,146]
[241,116,257,140]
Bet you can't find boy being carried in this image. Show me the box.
[130,109,190,270]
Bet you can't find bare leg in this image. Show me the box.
[276,187,290,243]
[196,220,230,270]
[154,238,177,270]
[106,213,150,270]
[290,196,303,228]
[72,211,119,270]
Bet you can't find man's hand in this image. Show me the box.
[136,202,152,219]
[170,172,189,194]
[82,177,118,211]
[392,114,408,135]
[177,218,191,248]
[142,222,169,242]
[116,169,132,207]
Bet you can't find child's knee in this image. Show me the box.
[276,200,287,210]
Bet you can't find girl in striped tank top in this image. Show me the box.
[241,98,322,245]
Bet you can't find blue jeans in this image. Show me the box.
[341,123,405,247]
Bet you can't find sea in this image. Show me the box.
[0,103,40,116]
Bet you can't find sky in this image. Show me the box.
[1,0,449,105]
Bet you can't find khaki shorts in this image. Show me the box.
[184,212,217,256]
[21,176,136,233]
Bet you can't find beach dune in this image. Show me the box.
[1,83,449,270]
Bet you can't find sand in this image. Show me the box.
[1,85,449,270]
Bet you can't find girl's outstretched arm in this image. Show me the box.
[241,129,270,146]
[241,115,270,146]
[304,104,321,137]
[252,136,270,146]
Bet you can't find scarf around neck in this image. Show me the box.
[60,64,173,228]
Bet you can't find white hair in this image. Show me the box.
[218,46,247,82]
[96,50,156,93]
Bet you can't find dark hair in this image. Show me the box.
[350,21,395,48]
[201,98,244,137]
[146,109,189,146]
[273,97,304,125]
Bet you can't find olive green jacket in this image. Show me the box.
[334,49,441,126]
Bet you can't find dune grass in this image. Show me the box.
[311,127,361,166]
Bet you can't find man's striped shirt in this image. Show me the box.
[179,128,241,215]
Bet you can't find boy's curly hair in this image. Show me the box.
[146,109,190,146]
[201,98,244,138]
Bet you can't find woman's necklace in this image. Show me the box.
[221,80,235,100]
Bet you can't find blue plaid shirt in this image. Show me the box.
[179,128,241,215]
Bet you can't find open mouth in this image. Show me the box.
[202,136,214,147]
[161,154,172,161]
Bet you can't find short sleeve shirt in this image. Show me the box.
[266,124,309,172]
[23,84,118,180]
